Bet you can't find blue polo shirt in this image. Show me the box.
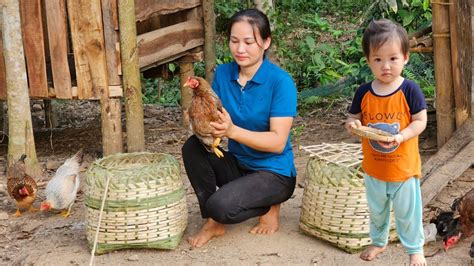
[212,58,297,178]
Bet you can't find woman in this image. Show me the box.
[182,8,297,248]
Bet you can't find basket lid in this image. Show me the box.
[301,143,362,168]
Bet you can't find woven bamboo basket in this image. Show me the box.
[300,143,397,253]
[85,152,187,255]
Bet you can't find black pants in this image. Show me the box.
[182,135,296,224]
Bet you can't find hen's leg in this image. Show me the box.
[28,206,39,212]
[212,138,224,158]
[60,203,74,218]
[14,208,21,217]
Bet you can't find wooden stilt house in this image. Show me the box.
[0,0,215,163]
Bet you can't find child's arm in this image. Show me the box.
[394,109,427,144]
[345,113,362,133]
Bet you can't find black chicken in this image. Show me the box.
[430,211,455,237]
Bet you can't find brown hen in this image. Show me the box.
[184,76,224,158]
[7,154,38,217]
[452,188,474,237]
[443,188,474,250]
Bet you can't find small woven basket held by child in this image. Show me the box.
[85,152,187,255]
[299,143,397,253]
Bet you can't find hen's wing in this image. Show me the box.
[459,189,474,237]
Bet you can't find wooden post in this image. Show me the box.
[202,0,216,83]
[432,0,456,148]
[179,61,194,127]
[449,0,471,127]
[118,0,145,152]
[43,100,58,128]
[2,0,41,175]
[472,0,474,116]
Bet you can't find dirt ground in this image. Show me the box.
[0,101,472,265]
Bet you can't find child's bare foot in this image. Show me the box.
[409,253,426,266]
[360,245,386,261]
[249,204,280,234]
[187,218,225,248]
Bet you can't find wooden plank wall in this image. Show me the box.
[102,0,121,87]
[135,0,204,70]
[135,0,201,21]
[0,0,206,100]
[45,0,72,99]
[67,0,109,99]
[19,0,49,98]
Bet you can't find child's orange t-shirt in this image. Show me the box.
[349,79,427,182]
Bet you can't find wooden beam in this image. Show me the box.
[45,0,72,99]
[135,0,201,22]
[102,0,122,86]
[137,20,204,69]
[19,0,48,98]
[119,0,145,152]
[422,117,473,182]
[432,0,456,147]
[421,141,474,206]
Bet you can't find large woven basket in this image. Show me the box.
[300,143,397,253]
[85,152,187,254]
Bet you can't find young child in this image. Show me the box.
[345,19,428,265]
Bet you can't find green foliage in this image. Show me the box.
[404,53,435,97]
[214,1,247,32]
[142,76,181,106]
[210,0,434,111]
[364,0,432,32]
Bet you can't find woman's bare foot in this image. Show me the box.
[187,218,225,248]
[249,204,280,234]
[409,253,426,266]
[360,245,386,261]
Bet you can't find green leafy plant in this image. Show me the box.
[142,76,181,106]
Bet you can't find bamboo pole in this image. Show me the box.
[202,0,216,83]
[2,0,41,175]
[432,0,456,148]
[118,0,145,152]
[450,0,471,127]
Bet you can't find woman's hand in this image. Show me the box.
[210,108,235,138]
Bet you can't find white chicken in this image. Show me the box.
[40,149,83,217]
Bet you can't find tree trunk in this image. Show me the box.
[202,0,216,83]
[2,0,41,175]
[253,0,278,65]
[118,0,145,152]
[254,0,273,14]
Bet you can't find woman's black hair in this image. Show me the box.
[362,19,409,58]
[226,9,272,51]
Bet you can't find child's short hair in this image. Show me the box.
[362,19,409,58]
